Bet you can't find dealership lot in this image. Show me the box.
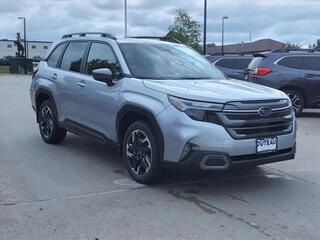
[0,75,320,240]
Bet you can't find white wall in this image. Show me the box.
[0,40,52,59]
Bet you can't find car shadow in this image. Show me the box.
[299,110,320,118]
[55,133,293,194]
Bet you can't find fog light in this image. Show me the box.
[180,143,192,161]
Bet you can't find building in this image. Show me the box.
[0,39,52,59]
[207,39,285,55]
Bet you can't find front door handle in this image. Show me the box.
[51,73,57,80]
[77,80,86,88]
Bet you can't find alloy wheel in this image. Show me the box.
[287,92,302,114]
[39,106,54,138]
[126,129,152,176]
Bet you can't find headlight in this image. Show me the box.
[168,96,223,121]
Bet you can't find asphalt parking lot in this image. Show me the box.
[0,74,320,240]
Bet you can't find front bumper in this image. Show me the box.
[156,105,296,164]
[162,145,295,171]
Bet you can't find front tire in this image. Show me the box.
[123,121,162,184]
[284,89,304,116]
[38,100,66,144]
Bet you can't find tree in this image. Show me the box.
[284,42,301,49]
[207,43,216,48]
[166,9,201,52]
[313,39,320,50]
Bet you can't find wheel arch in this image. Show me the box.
[35,89,57,122]
[280,85,306,107]
[116,105,164,160]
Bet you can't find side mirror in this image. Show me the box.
[92,68,114,86]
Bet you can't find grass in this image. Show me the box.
[0,65,9,74]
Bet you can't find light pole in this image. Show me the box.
[203,0,207,55]
[124,0,127,37]
[221,16,228,55]
[18,17,27,74]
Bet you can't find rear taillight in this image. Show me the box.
[254,67,272,76]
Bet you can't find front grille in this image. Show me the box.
[214,100,294,140]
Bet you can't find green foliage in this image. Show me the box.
[314,39,320,50]
[206,43,216,48]
[166,9,202,52]
[285,42,301,49]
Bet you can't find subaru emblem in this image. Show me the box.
[258,107,272,117]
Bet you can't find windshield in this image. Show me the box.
[119,43,226,80]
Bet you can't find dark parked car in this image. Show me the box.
[244,49,320,115]
[0,55,14,65]
[206,54,253,80]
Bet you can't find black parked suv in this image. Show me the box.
[206,54,253,80]
[245,49,320,114]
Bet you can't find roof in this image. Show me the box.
[207,39,285,54]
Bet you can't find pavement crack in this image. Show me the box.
[266,166,320,186]
[0,188,129,207]
[227,194,250,203]
[168,190,274,239]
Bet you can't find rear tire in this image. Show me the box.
[38,100,66,144]
[283,89,304,116]
[122,121,163,184]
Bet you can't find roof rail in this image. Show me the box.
[210,52,253,56]
[271,48,318,53]
[62,32,117,40]
[127,36,181,44]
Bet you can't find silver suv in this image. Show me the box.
[30,32,296,184]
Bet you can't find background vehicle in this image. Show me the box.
[206,54,252,80]
[245,49,320,114]
[32,56,42,62]
[30,32,296,184]
[0,55,14,65]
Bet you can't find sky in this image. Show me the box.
[0,0,319,46]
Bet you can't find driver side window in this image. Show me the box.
[85,42,122,80]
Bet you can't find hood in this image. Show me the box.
[143,78,287,103]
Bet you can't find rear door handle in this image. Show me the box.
[304,73,320,78]
[77,80,86,88]
[51,73,57,80]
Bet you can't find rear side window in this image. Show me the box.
[61,42,87,73]
[248,57,264,69]
[47,43,65,67]
[215,59,234,69]
[234,59,251,69]
[85,43,121,79]
[303,56,320,71]
[277,56,303,69]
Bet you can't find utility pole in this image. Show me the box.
[18,17,27,74]
[221,16,228,55]
[203,0,207,55]
[249,30,252,42]
[124,0,127,37]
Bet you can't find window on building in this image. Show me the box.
[32,45,36,49]
[43,46,48,49]
[61,42,87,72]
[7,44,12,48]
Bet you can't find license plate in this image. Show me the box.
[256,137,277,154]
